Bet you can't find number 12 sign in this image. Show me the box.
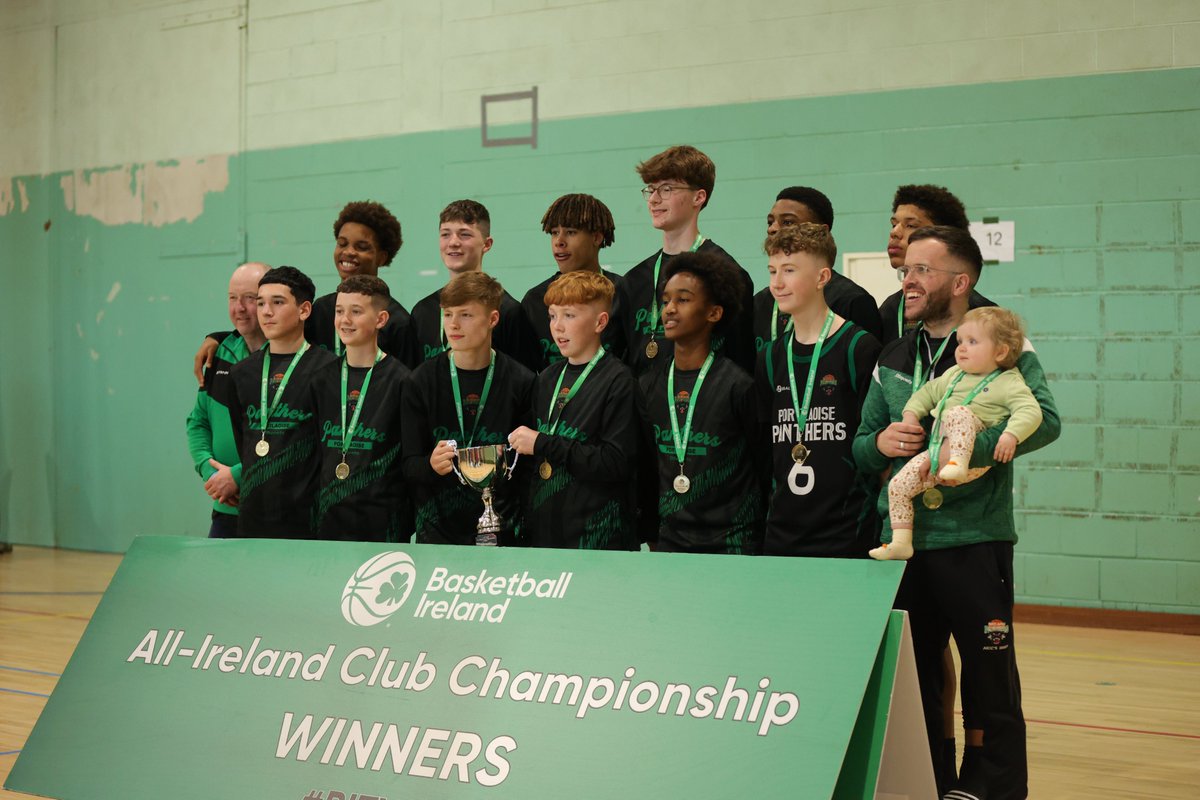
[969,219,1015,263]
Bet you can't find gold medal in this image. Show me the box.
[645,339,659,359]
[922,487,944,510]
[673,472,691,494]
[539,460,552,480]
[255,439,270,458]
[335,461,350,480]
[791,442,809,465]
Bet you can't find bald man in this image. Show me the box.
[185,261,269,537]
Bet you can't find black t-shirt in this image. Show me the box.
[878,288,996,347]
[410,287,543,373]
[638,356,765,554]
[310,355,412,542]
[755,321,882,557]
[520,269,630,371]
[400,351,536,545]
[623,240,756,377]
[753,272,883,354]
[305,292,420,368]
[525,353,642,550]
[229,346,337,538]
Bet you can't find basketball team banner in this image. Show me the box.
[9,536,925,799]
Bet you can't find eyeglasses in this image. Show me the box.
[895,264,965,281]
[641,183,695,200]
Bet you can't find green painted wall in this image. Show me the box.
[2,68,1196,612]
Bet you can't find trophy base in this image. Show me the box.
[475,487,501,546]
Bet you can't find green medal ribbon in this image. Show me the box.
[647,234,705,343]
[667,351,715,475]
[911,323,956,392]
[785,309,835,453]
[896,294,906,341]
[928,368,1001,473]
[770,300,794,343]
[340,350,384,460]
[449,350,495,447]
[545,346,606,435]
[258,343,310,443]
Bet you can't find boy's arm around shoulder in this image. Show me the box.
[968,345,1060,468]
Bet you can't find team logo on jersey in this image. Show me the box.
[983,618,1010,649]
[820,374,838,395]
[674,389,690,416]
[466,392,481,418]
[555,385,570,414]
[341,552,417,626]
[271,371,285,388]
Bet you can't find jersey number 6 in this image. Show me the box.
[788,463,815,496]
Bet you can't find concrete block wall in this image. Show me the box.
[1,0,1197,614]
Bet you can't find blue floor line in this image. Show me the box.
[0,686,51,698]
[0,664,61,677]
[0,750,21,756]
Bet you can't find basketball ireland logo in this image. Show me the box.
[341,552,417,626]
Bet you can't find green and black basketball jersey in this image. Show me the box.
[624,240,756,377]
[305,292,420,368]
[756,320,881,557]
[229,346,336,538]
[638,356,765,554]
[525,353,642,550]
[400,351,535,546]
[410,288,543,373]
[752,274,884,354]
[310,355,411,542]
[520,269,630,370]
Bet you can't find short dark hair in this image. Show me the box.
[636,145,716,209]
[440,271,504,312]
[892,185,969,230]
[775,186,834,229]
[440,199,491,237]
[662,252,744,327]
[333,201,403,264]
[908,225,983,283]
[337,275,391,310]
[541,194,615,248]
[763,222,837,268]
[259,266,316,305]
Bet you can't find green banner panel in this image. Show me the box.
[10,537,907,799]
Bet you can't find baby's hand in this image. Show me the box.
[994,432,1018,463]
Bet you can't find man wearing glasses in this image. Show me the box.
[853,225,1060,800]
[622,145,756,377]
[879,184,995,346]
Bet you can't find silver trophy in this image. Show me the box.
[448,440,520,546]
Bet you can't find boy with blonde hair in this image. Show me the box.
[757,224,881,557]
[509,270,641,549]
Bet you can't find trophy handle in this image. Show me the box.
[447,439,468,487]
[505,445,520,478]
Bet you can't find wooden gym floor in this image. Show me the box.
[1,545,1197,799]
